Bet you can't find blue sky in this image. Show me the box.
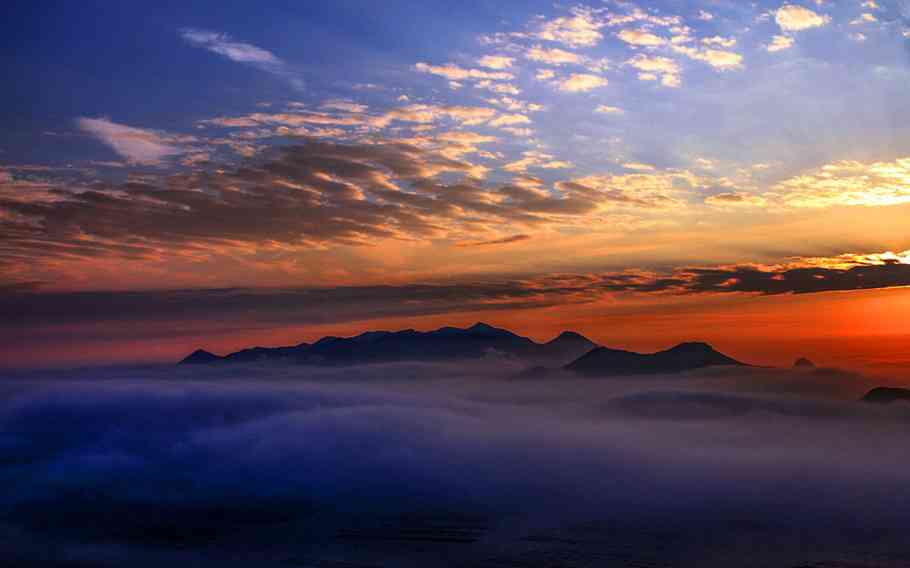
[6,0,909,176]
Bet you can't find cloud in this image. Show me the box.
[616,29,667,47]
[774,5,831,32]
[503,150,572,172]
[625,54,681,87]
[602,7,682,28]
[414,62,513,81]
[595,105,625,114]
[525,45,582,65]
[556,73,609,92]
[850,13,878,25]
[1,361,906,565]
[321,100,369,113]
[767,34,795,52]
[622,162,656,171]
[702,36,737,48]
[4,249,910,342]
[488,113,532,128]
[704,192,767,207]
[474,80,520,95]
[76,118,185,164]
[554,170,699,209]
[454,234,531,247]
[180,28,304,90]
[775,157,910,208]
[201,103,500,132]
[671,45,743,70]
[0,139,636,276]
[478,55,514,70]
[535,7,604,47]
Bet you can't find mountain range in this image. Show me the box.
[180,322,746,376]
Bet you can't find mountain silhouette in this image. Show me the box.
[793,357,815,368]
[179,349,221,365]
[564,341,744,377]
[179,323,598,367]
[861,387,910,404]
[542,331,598,361]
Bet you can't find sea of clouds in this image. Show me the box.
[1,360,908,567]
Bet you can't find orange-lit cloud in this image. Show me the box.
[774,5,830,32]
[775,157,910,208]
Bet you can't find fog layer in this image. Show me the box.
[1,361,908,567]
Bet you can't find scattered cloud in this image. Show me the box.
[503,150,572,172]
[455,234,531,247]
[775,157,910,208]
[702,36,737,48]
[557,73,609,92]
[774,5,830,32]
[625,54,681,87]
[595,105,624,114]
[415,62,513,81]
[488,113,532,128]
[767,34,795,52]
[0,139,641,272]
[616,29,667,47]
[478,55,514,70]
[705,192,767,208]
[671,45,743,70]
[850,13,878,25]
[525,45,582,65]
[535,7,604,47]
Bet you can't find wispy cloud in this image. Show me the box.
[180,28,304,90]
[76,117,186,164]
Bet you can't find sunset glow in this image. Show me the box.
[2,0,910,375]
[6,3,910,566]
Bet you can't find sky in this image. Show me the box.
[3,0,910,371]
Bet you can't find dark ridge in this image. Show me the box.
[179,323,546,366]
[794,357,816,368]
[178,349,221,365]
[861,387,910,404]
[565,341,745,377]
[177,324,750,375]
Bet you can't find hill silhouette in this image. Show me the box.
[180,324,746,375]
[861,387,910,404]
[180,322,596,367]
[564,341,745,377]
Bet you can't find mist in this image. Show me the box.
[1,361,909,567]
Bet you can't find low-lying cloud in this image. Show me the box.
[0,362,908,566]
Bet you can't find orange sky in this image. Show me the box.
[6,285,909,384]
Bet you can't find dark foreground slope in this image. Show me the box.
[862,387,910,404]
[180,323,598,367]
[565,341,745,377]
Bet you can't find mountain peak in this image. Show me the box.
[551,330,592,342]
[668,341,716,352]
[566,341,744,377]
[179,349,220,365]
[466,322,512,336]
